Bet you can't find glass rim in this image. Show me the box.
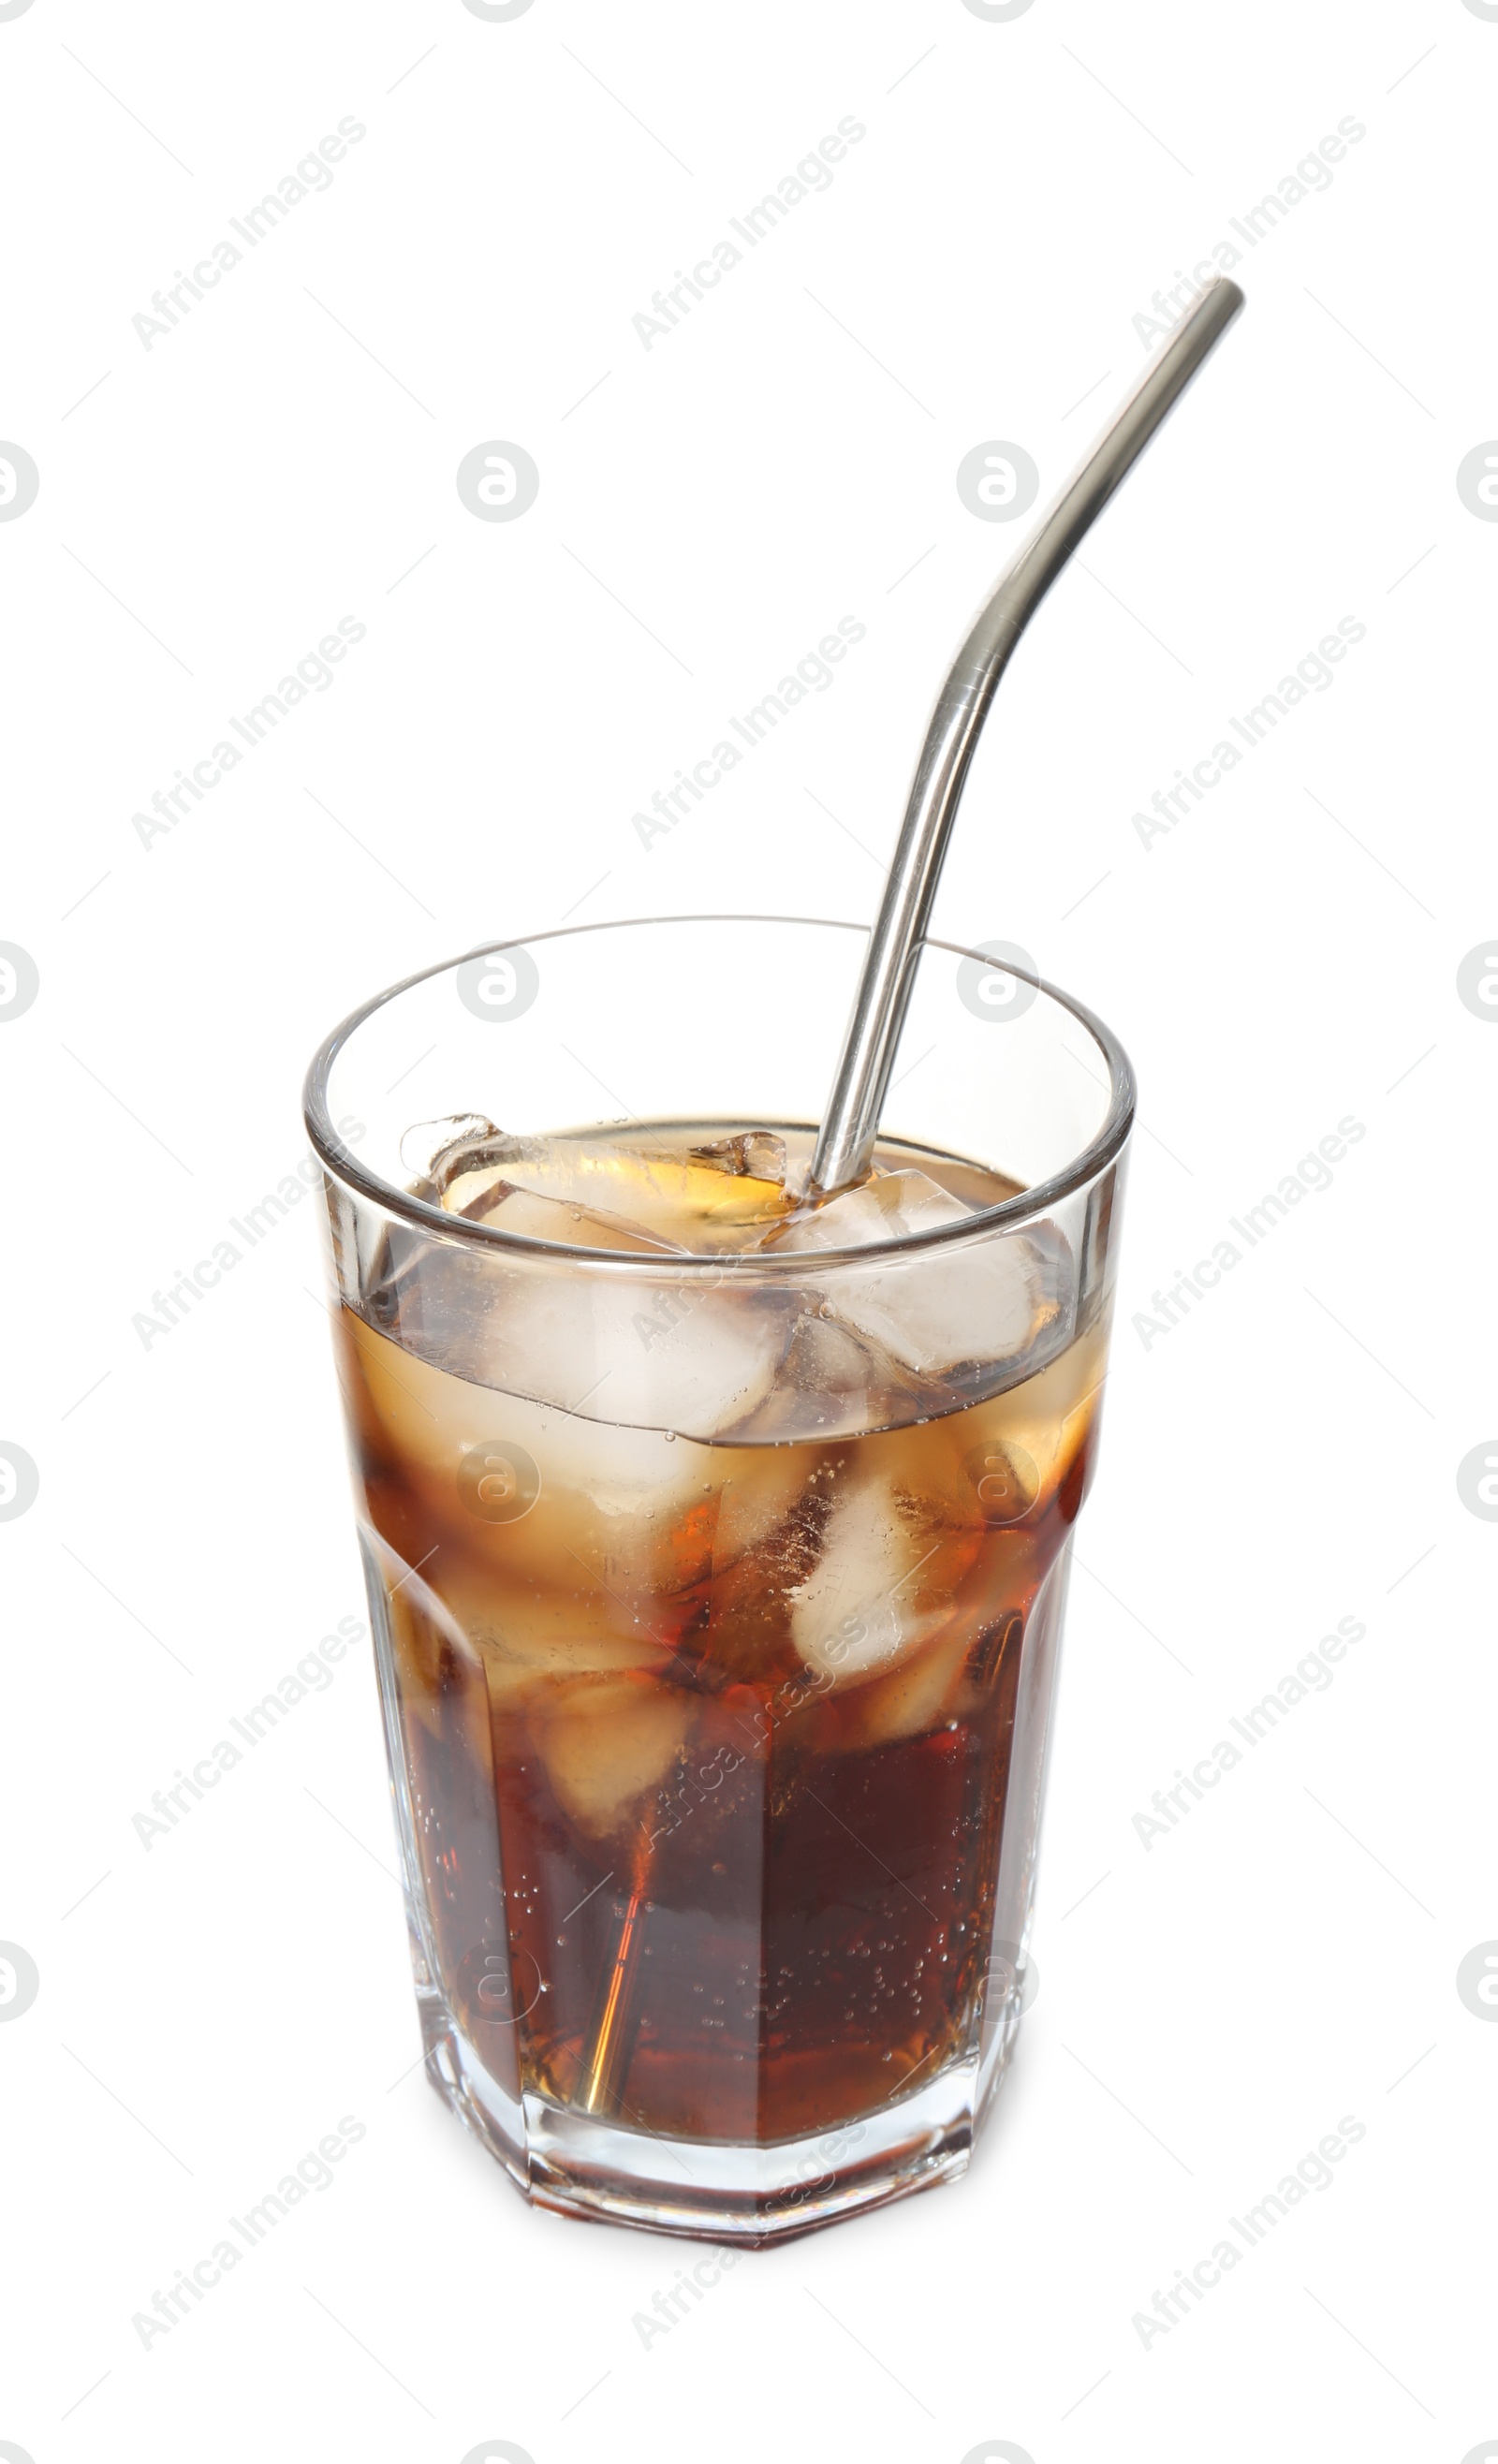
[302,913,1136,1272]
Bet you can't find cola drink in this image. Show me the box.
[329,1116,1111,2203]
[307,915,1132,2240]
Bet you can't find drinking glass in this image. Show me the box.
[304,915,1133,2242]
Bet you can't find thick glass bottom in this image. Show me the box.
[415,1987,1021,2245]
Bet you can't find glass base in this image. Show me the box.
[417,1993,1020,2245]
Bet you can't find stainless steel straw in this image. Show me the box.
[809,277,1245,1197]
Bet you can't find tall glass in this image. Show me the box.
[304,916,1133,2242]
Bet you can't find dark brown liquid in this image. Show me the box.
[336,1132,1103,2145]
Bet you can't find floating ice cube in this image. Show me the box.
[844,1623,976,1751]
[400,1114,495,1195]
[771,1169,1069,1385]
[473,1260,793,1442]
[431,1121,792,1253]
[788,1466,952,1684]
[337,1306,726,1614]
[533,1673,695,1839]
[771,1168,970,1254]
[453,1178,686,1255]
[468,1588,674,1713]
[435,1562,672,1677]
[717,1304,947,1444]
[392,1136,793,1438]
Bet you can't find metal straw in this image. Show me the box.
[809,277,1245,1197]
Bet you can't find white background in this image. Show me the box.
[2,1,1494,2458]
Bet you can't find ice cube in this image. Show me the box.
[844,1622,975,1751]
[770,1168,970,1254]
[532,1672,694,1839]
[452,1178,686,1255]
[400,1114,496,1196]
[433,1572,676,1705]
[473,1262,793,1443]
[716,1305,947,1444]
[336,1309,725,1614]
[376,1142,792,1439]
[432,1123,792,1252]
[771,1169,1069,1385]
[787,1466,953,1684]
[482,1625,673,1718]
[689,1130,786,1181]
